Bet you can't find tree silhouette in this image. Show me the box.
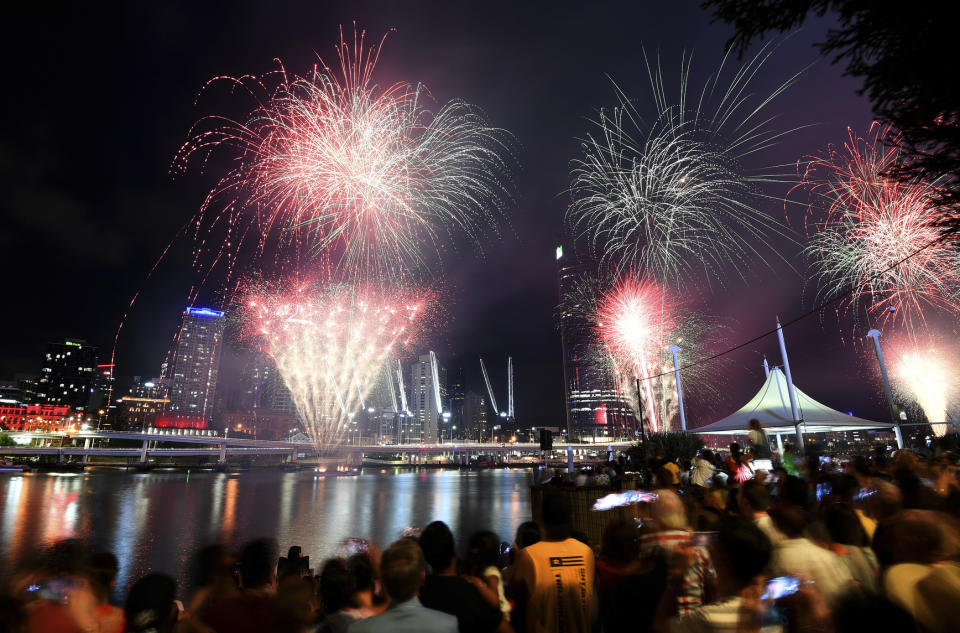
[702,1,960,235]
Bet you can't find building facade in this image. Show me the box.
[407,353,447,443]
[166,307,226,425]
[463,390,489,442]
[556,249,635,441]
[35,339,98,410]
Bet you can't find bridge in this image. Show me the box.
[1,430,634,468]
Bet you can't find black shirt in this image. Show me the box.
[420,575,503,633]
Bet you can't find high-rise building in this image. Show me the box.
[166,307,225,424]
[448,367,465,440]
[120,376,169,429]
[556,247,634,441]
[463,390,489,441]
[408,353,447,443]
[240,353,296,414]
[35,339,98,410]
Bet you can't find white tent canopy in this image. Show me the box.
[692,367,895,436]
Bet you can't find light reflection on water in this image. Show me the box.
[0,468,532,596]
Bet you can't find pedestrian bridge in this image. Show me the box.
[1,430,633,466]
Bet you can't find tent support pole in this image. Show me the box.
[866,329,904,449]
[775,432,784,457]
[668,345,687,432]
[776,318,805,455]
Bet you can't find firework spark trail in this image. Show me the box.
[888,337,959,436]
[173,26,515,286]
[559,271,727,429]
[801,123,960,334]
[240,281,433,447]
[568,43,802,286]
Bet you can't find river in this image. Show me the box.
[0,467,533,596]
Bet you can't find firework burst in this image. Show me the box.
[568,43,801,286]
[174,26,514,285]
[239,279,434,446]
[560,271,727,432]
[886,335,959,436]
[801,123,960,333]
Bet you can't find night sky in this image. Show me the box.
[2,1,888,428]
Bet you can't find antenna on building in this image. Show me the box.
[507,356,514,420]
[429,351,442,415]
[480,357,500,416]
[396,360,409,413]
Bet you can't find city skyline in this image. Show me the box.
[2,1,956,433]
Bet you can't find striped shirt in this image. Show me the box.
[640,530,716,615]
[669,597,784,633]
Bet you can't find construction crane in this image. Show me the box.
[479,356,515,421]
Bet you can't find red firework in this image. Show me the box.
[173,26,512,286]
[595,275,675,432]
[800,122,960,333]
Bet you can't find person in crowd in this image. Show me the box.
[781,443,799,476]
[507,490,595,633]
[346,552,387,617]
[14,539,99,633]
[185,544,238,620]
[767,504,855,606]
[278,546,310,582]
[873,509,960,633]
[747,419,771,460]
[349,539,457,633]
[0,592,25,633]
[502,522,541,586]
[738,480,784,546]
[690,451,715,488]
[597,520,665,633]
[86,552,124,633]
[319,558,362,633]
[464,530,511,620]
[201,538,299,633]
[125,573,180,633]
[820,502,879,592]
[725,443,752,483]
[658,517,781,633]
[640,489,716,615]
[418,521,508,633]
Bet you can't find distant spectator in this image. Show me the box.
[747,419,771,459]
[349,539,457,633]
[690,451,715,488]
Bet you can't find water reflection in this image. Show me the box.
[0,468,532,593]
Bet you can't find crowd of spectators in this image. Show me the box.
[2,438,959,633]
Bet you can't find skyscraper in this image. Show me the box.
[556,247,634,441]
[409,352,447,443]
[463,390,489,441]
[35,339,97,410]
[166,307,225,423]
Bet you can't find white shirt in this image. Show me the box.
[768,538,854,605]
[690,458,715,487]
